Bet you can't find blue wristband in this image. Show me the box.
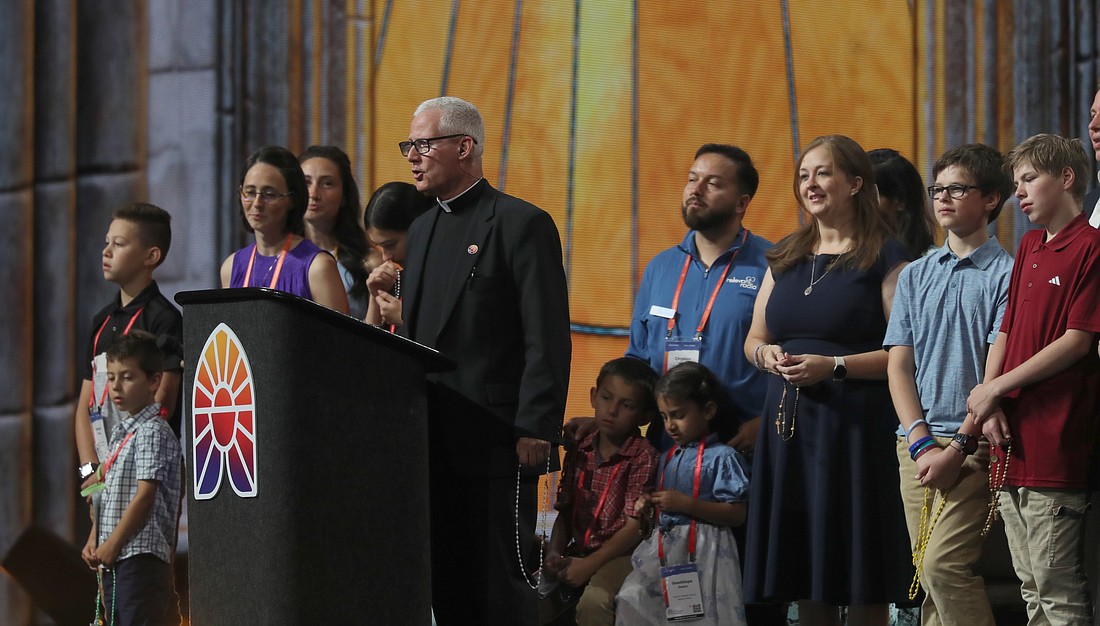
[909,437,937,461]
[908,435,934,455]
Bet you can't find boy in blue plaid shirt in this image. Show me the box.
[81,331,182,625]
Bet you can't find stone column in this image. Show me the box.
[1011,0,1066,245]
[0,0,36,621]
[1071,0,1099,161]
[216,0,295,259]
[32,0,79,550]
[74,0,149,373]
[148,0,219,298]
[299,0,348,148]
[943,0,975,149]
[347,0,372,192]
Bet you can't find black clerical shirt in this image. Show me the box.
[412,179,488,344]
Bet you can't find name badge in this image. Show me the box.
[90,353,111,462]
[664,338,701,372]
[661,562,705,621]
[90,410,109,463]
[92,353,108,387]
[650,305,676,319]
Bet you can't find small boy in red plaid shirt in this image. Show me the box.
[541,357,660,625]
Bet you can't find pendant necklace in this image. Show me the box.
[804,254,833,296]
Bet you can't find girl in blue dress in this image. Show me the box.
[616,362,749,626]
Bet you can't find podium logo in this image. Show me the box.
[192,323,258,499]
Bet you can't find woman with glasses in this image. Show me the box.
[742,136,910,626]
[299,145,371,319]
[220,145,350,314]
[363,182,434,330]
[870,148,937,259]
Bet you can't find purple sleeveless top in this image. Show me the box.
[229,238,325,300]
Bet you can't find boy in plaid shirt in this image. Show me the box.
[541,357,660,626]
[81,331,182,625]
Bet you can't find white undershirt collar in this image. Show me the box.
[437,179,482,213]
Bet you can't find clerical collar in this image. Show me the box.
[437,178,485,213]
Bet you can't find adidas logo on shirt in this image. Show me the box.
[1049,276,1061,286]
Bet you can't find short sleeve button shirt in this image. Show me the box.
[97,403,182,563]
[883,237,1013,434]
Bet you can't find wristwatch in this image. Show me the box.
[832,356,848,380]
[951,433,979,456]
[78,462,98,480]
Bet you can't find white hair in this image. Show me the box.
[414,96,485,157]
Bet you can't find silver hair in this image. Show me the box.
[414,96,485,158]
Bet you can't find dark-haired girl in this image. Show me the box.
[363,182,435,329]
[615,362,749,626]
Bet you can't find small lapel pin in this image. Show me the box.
[467,244,479,255]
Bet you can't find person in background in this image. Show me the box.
[363,181,434,329]
[220,145,349,315]
[1084,85,1100,224]
[870,148,937,259]
[299,145,371,318]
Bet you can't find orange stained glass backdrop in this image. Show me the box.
[363,0,917,436]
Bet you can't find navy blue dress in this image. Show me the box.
[744,240,911,605]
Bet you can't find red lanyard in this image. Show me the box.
[657,437,706,565]
[90,306,146,410]
[573,461,623,552]
[93,306,145,355]
[242,236,292,288]
[665,229,749,339]
[101,431,135,476]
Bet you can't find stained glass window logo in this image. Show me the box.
[191,323,258,499]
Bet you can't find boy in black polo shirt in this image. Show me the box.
[75,202,183,488]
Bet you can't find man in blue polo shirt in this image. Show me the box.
[627,143,772,452]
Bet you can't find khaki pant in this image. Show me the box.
[538,555,634,626]
[896,437,995,626]
[999,486,1091,626]
[576,555,633,626]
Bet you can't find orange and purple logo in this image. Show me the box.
[191,324,258,499]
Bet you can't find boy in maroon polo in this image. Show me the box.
[967,133,1100,624]
[541,357,660,625]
